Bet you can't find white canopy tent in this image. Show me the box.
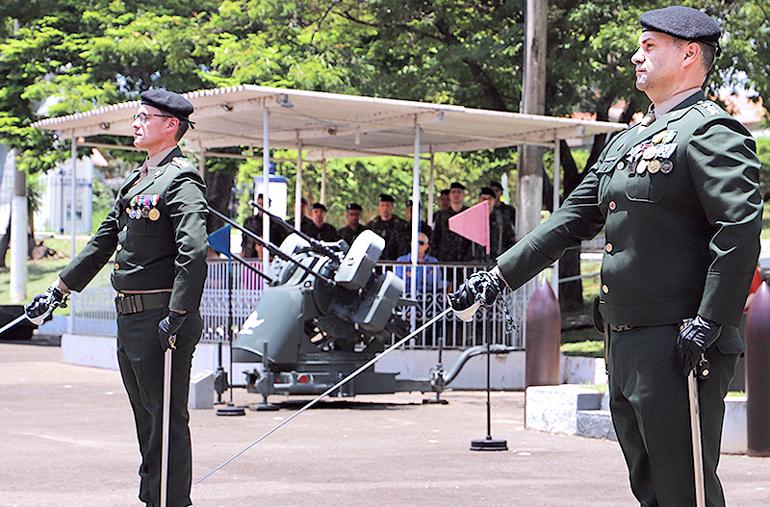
[34,84,625,330]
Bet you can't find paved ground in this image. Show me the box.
[1,340,768,507]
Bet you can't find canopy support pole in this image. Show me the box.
[262,110,271,275]
[410,123,422,330]
[197,142,206,179]
[320,158,327,205]
[427,149,435,226]
[295,133,303,230]
[68,134,77,334]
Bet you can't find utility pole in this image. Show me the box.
[9,149,27,303]
[517,0,548,240]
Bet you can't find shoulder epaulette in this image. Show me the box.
[693,100,725,118]
[170,156,195,170]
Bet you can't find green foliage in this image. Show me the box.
[561,340,604,358]
[1,0,768,207]
[233,150,515,227]
[90,177,116,232]
[757,137,770,198]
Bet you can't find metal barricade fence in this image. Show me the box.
[379,262,529,350]
[73,258,533,350]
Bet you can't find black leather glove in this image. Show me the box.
[448,270,503,316]
[158,311,186,352]
[25,287,68,325]
[676,315,722,376]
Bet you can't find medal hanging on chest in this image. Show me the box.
[149,194,161,221]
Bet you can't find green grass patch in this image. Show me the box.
[0,258,73,314]
[579,383,609,392]
[762,201,770,240]
[562,324,603,343]
[40,237,89,258]
[0,236,89,314]
[561,339,604,358]
[580,259,601,302]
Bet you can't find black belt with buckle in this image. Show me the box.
[115,292,170,315]
[610,324,634,332]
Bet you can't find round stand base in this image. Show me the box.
[422,397,449,405]
[216,405,246,417]
[250,402,280,412]
[470,437,508,451]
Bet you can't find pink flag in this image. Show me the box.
[449,200,490,254]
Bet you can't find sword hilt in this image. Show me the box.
[696,353,710,380]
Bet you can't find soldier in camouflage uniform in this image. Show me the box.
[489,180,516,236]
[303,202,340,242]
[431,182,471,262]
[242,193,284,257]
[338,202,368,246]
[367,193,410,260]
[469,187,515,262]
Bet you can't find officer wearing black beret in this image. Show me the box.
[489,180,516,231]
[302,202,340,242]
[367,193,410,260]
[27,88,208,507]
[450,6,761,506]
[338,202,368,246]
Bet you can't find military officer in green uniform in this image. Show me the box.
[27,89,208,507]
[450,7,761,506]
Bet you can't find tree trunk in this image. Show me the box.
[0,215,10,268]
[556,140,584,311]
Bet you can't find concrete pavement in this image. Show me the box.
[0,341,768,507]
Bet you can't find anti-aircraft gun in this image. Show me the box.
[211,204,513,406]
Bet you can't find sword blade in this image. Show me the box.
[687,371,706,507]
[0,314,29,337]
[195,308,453,485]
[160,348,173,507]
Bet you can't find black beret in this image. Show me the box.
[140,89,194,122]
[379,193,395,203]
[479,186,496,198]
[346,203,362,211]
[640,6,720,46]
[450,182,466,190]
[489,181,504,191]
[312,203,327,212]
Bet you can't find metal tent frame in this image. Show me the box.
[33,84,625,330]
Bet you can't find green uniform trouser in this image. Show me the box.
[116,306,202,507]
[608,325,737,507]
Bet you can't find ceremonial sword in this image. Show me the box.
[195,307,453,485]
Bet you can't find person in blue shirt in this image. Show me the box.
[395,231,444,293]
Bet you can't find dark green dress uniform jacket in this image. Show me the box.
[497,91,762,349]
[59,147,209,312]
